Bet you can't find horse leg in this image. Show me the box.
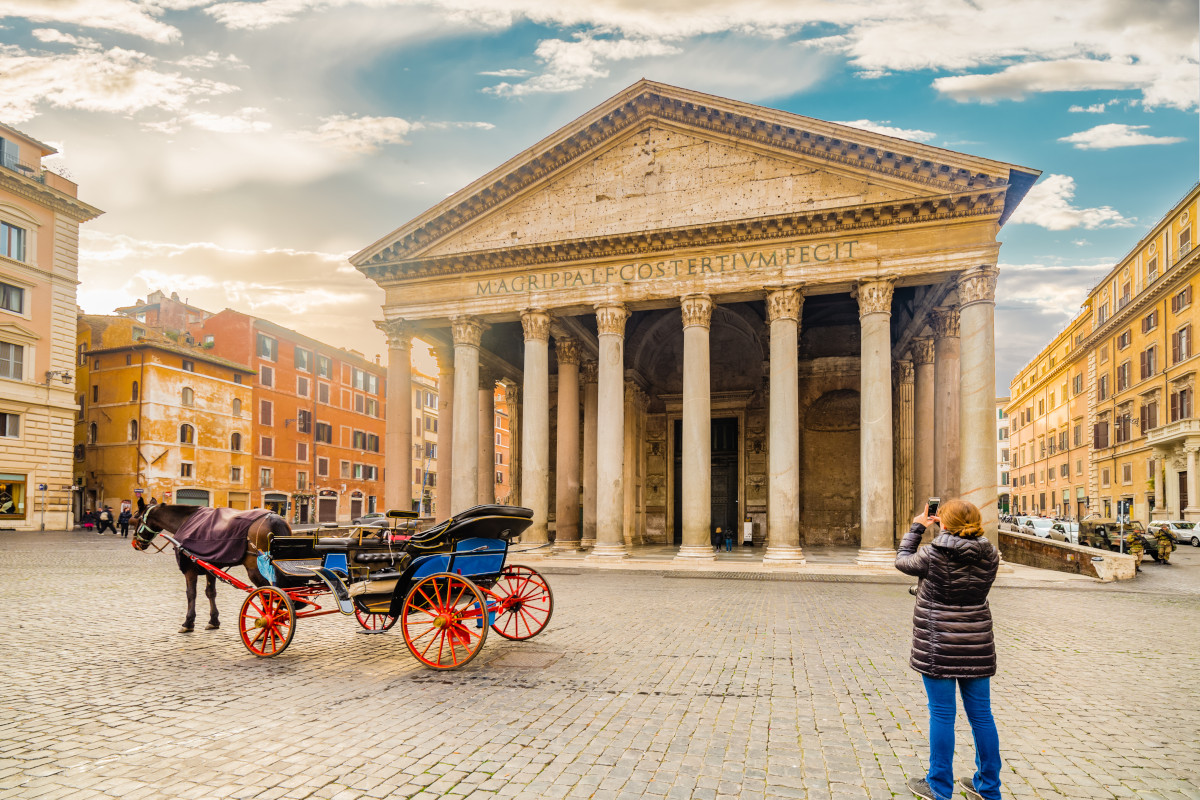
[181,570,198,633]
[205,573,220,630]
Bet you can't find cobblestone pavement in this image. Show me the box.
[2,532,1197,800]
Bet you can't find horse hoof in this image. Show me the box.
[205,622,219,630]
[179,626,194,633]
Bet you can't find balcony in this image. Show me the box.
[1,157,79,196]
[1145,417,1200,447]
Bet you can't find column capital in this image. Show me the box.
[595,303,629,336]
[929,306,960,340]
[853,278,895,317]
[555,336,581,366]
[580,359,598,385]
[766,286,803,323]
[521,308,552,341]
[503,383,520,406]
[375,319,412,350]
[895,357,915,384]
[910,337,935,365]
[957,266,1000,308]
[451,316,487,348]
[680,294,714,329]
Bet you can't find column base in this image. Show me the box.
[579,537,596,549]
[761,545,806,565]
[552,540,582,554]
[584,542,628,561]
[673,544,717,562]
[1184,507,1200,523]
[855,547,897,567]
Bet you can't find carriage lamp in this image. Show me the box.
[44,370,72,385]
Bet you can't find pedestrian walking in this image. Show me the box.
[896,500,1001,800]
[711,526,723,552]
[118,507,132,538]
[82,509,96,532]
[723,527,734,552]
[97,506,116,535]
[1153,525,1174,565]
[1126,528,1145,572]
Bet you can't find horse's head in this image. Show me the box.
[130,497,161,551]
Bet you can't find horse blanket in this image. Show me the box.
[174,507,272,573]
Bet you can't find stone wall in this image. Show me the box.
[999,530,1136,582]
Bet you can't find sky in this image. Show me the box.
[1,0,1197,388]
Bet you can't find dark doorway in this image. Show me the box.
[1180,472,1189,512]
[672,417,739,545]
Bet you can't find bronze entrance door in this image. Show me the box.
[673,417,739,545]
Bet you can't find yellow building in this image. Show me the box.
[0,123,101,530]
[1008,182,1199,523]
[74,316,254,514]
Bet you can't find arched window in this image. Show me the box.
[181,387,194,407]
[88,422,97,444]
[180,424,194,444]
[131,381,139,402]
[129,420,138,441]
[231,432,242,451]
[232,398,242,417]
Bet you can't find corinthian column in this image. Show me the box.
[451,317,485,514]
[433,346,454,520]
[957,268,1000,543]
[763,287,805,564]
[554,337,582,551]
[855,279,896,566]
[520,310,551,544]
[894,357,915,542]
[376,320,412,513]
[477,367,496,505]
[675,294,716,561]
[581,360,598,548]
[931,306,961,500]
[911,337,935,517]
[587,303,629,560]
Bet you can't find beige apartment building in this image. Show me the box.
[0,123,101,530]
[1008,183,1199,523]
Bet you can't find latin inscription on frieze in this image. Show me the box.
[475,240,859,296]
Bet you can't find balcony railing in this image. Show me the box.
[0,156,46,184]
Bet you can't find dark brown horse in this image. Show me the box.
[130,500,289,633]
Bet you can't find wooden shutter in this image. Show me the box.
[1172,331,1181,364]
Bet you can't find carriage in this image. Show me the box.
[150,504,552,669]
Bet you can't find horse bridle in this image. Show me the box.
[131,514,166,551]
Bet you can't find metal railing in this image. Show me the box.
[0,157,46,184]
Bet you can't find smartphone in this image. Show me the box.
[927,497,941,517]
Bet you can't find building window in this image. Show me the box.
[1073,374,1083,395]
[1098,303,1109,325]
[355,393,365,413]
[315,422,332,444]
[1147,256,1159,282]
[231,432,242,451]
[1140,347,1157,380]
[1141,401,1158,431]
[414,467,422,484]
[88,422,97,444]
[231,466,242,483]
[352,368,379,394]
[260,400,273,426]
[1101,468,1111,487]
[181,386,194,407]
[297,442,308,461]
[425,391,437,409]
[257,333,278,361]
[341,460,351,478]
[1038,399,1044,415]
[318,382,330,404]
[365,398,378,417]
[0,281,23,313]
[297,409,312,433]
[1171,388,1193,422]
[1114,413,1131,444]
[180,424,195,444]
[181,359,194,372]
[1172,286,1193,313]
[0,474,25,518]
[203,334,214,346]
[180,462,193,478]
[366,434,379,453]
[1060,464,1068,478]
[1116,330,1131,349]
[1093,421,1110,449]
[131,381,139,402]
[496,451,503,465]
[1122,463,1133,484]
[234,374,243,385]
[0,221,26,261]
[259,468,272,488]
[261,436,273,457]
[317,354,332,378]
[424,442,437,459]
[295,347,312,372]
[496,471,504,484]
[128,419,137,441]
[1116,362,1130,392]
[1172,326,1191,364]
[1142,310,1158,333]
[0,341,23,380]
[297,471,308,491]
[496,432,503,446]
[0,412,18,438]
[297,376,309,397]
[352,430,368,450]
[232,398,242,417]
[1097,374,1109,401]
[77,343,87,366]
[260,365,273,387]
[316,457,328,477]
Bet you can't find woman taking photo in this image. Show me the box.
[896,499,1001,800]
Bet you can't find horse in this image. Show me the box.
[130,499,290,633]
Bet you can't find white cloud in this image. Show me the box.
[484,35,681,96]
[298,114,493,153]
[1008,174,1133,231]
[1058,123,1186,151]
[0,0,182,42]
[31,28,100,49]
[931,58,1186,106]
[1068,102,1109,113]
[0,45,237,124]
[831,119,936,143]
[479,68,531,77]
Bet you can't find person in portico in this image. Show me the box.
[354,80,1039,564]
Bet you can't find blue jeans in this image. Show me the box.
[921,675,1002,800]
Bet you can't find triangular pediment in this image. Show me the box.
[0,321,38,344]
[353,80,1039,269]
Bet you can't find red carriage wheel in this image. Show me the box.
[488,564,553,641]
[354,606,397,632]
[238,586,296,657]
[400,573,488,669]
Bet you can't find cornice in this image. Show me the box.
[1078,247,1200,354]
[0,171,102,223]
[355,86,1016,269]
[361,188,1006,283]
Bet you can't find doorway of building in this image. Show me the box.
[672,417,739,545]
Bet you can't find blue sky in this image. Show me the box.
[1,0,1196,386]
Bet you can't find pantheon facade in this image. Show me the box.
[353,81,1039,564]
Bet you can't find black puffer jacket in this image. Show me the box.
[895,523,999,679]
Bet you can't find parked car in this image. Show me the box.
[1021,518,1055,538]
[1148,520,1200,547]
[351,512,389,528]
[1079,520,1159,559]
[1049,521,1079,544]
